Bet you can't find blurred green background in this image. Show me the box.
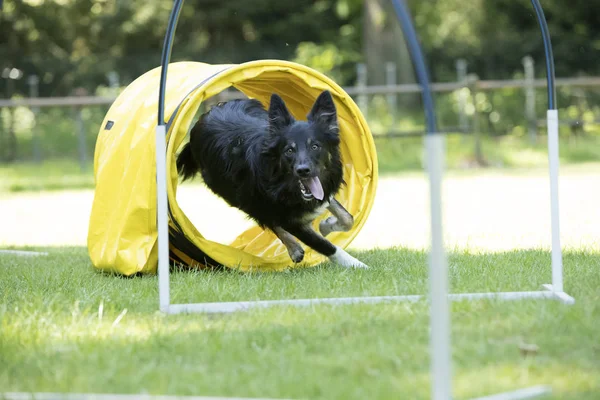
[1,0,599,182]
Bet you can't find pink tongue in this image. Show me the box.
[304,176,324,200]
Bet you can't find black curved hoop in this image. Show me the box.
[157,0,185,125]
[155,0,439,133]
[157,0,556,128]
[531,0,557,110]
[390,0,437,134]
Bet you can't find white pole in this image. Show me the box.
[166,290,560,315]
[546,109,563,293]
[469,385,551,400]
[426,134,452,400]
[356,63,368,119]
[156,124,170,313]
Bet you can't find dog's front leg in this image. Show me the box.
[285,224,369,269]
[273,226,305,263]
[319,198,355,237]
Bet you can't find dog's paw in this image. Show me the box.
[345,259,369,269]
[289,247,305,264]
[329,246,369,269]
[319,216,337,237]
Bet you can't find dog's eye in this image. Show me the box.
[285,148,294,155]
[311,144,320,151]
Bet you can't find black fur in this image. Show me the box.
[176,90,344,260]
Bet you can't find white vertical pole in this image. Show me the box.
[156,124,170,312]
[426,133,452,400]
[546,109,563,293]
[356,63,368,120]
[523,56,537,145]
[455,59,468,135]
[385,62,397,124]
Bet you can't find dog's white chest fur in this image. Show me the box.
[301,199,331,224]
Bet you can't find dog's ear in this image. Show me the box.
[261,130,283,157]
[268,93,294,132]
[307,90,339,136]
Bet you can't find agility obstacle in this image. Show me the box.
[86,0,573,399]
[87,60,377,275]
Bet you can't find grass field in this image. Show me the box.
[1,247,599,399]
[1,136,600,399]
[2,133,600,193]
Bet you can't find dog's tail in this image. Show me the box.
[176,143,199,182]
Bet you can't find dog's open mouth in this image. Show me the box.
[299,176,324,201]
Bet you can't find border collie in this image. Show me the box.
[176,90,368,269]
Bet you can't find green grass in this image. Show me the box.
[374,134,600,174]
[3,134,599,193]
[0,159,94,193]
[1,246,599,399]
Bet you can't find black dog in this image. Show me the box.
[176,90,368,269]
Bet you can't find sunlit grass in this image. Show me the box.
[1,246,599,399]
[375,134,600,174]
[0,159,94,193]
[2,134,600,193]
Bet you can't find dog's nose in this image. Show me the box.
[295,165,311,177]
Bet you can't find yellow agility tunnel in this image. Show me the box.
[87,60,378,276]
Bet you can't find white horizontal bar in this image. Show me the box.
[542,284,576,305]
[0,250,49,257]
[1,392,288,400]
[167,290,560,314]
[169,295,421,314]
[469,385,552,400]
[552,291,575,305]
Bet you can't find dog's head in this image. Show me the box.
[262,90,342,202]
